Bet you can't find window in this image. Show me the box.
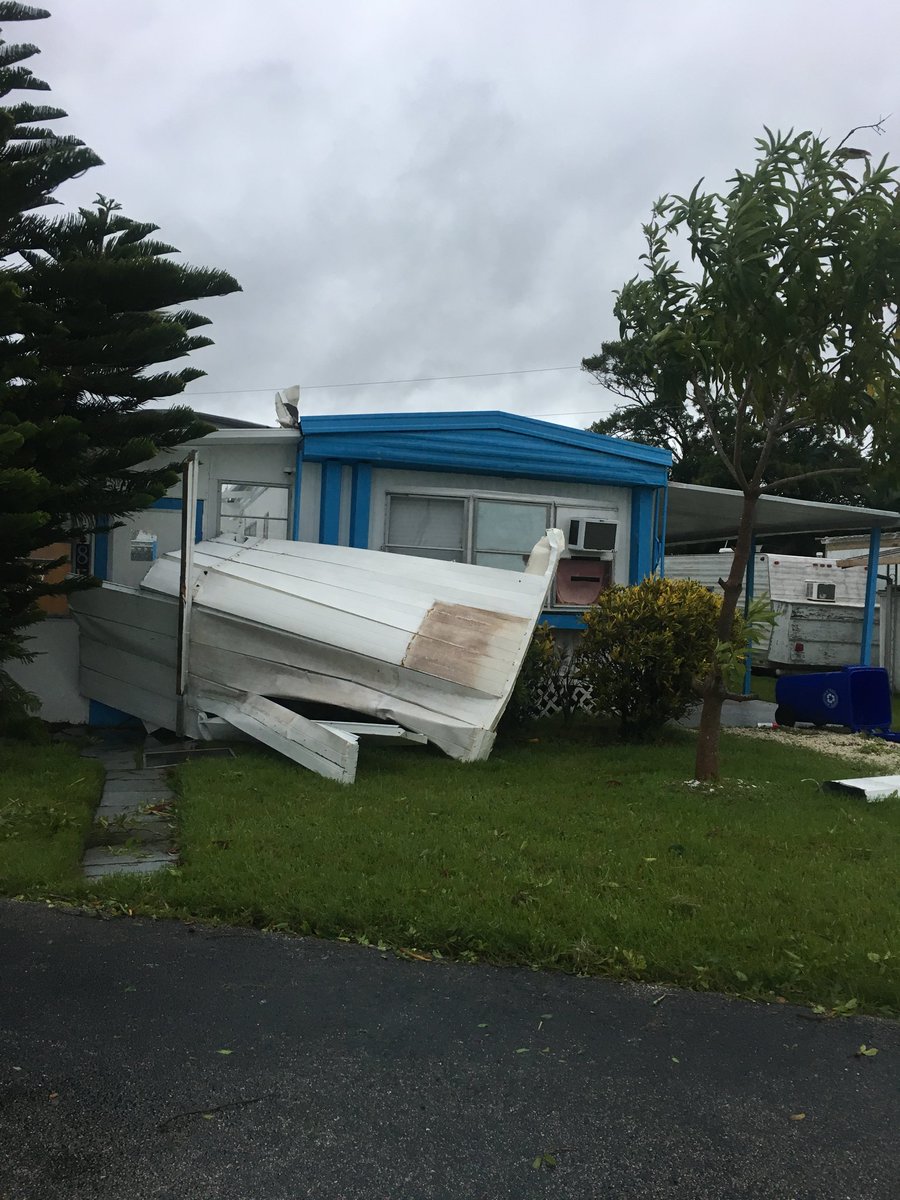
[474,500,550,571]
[218,483,289,542]
[384,496,466,561]
[384,494,549,571]
[383,491,617,605]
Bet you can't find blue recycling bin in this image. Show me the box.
[774,666,892,732]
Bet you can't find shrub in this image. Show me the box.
[577,577,742,739]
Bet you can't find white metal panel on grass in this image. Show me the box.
[194,683,359,784]
[823,775,900,801]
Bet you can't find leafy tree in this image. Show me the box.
[584,345,877,504]
[584,126,900,779]
[0,4,240,694]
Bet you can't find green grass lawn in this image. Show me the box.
[2,725,898,1014]
[0,740,103,893]
[84,723,900,1015]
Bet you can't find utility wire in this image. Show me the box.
[185,364,582,396]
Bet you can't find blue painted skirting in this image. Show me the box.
[540,611,586,630]
[88,699,141,728]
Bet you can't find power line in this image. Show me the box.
[185,364,582,396]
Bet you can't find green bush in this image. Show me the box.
[577,577,741,739]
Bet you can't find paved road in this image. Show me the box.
[1,900,897,1199]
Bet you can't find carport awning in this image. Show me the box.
[666,482,900,546]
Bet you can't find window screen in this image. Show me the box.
[219,483,289,542]
[474,500,549,571]
[384,496,466,561]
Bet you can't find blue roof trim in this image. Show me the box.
[301,411,669,488]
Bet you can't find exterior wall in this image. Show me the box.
[768,601,880,668]
[667,551,879,670]
[766,555,868,604]
[5,618,89,723]
[106,504,187,589]
[665,552,870,604]
[101,435,297,587]
[665,552,766,604]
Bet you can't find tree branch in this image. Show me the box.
[693,386,745,488]
[774,416,817,435]
[761,465,862,491]
[733,386,751,484]
[750,387,793,488]
[833,116,889,155]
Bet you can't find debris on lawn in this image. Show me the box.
[822,775,900,802]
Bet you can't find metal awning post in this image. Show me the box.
[176,451,199,734]
[860,526,881,666]
[657,486,668,576]
[743,537,756,695]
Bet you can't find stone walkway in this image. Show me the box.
[79,733,177,879]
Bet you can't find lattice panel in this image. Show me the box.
[529,677,594,719]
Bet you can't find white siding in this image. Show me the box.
[4,619,89,723]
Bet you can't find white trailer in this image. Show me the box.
[665,551,878,669]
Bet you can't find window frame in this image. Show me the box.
[381,493,468,560]
[217,479,291,542]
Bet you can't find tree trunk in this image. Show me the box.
[693,490,760,780]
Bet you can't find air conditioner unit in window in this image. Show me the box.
[560,513,617,555]
[806,580,836,602]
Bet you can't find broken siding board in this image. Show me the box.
[182,540,550,617]
[408,603,532,655]
[194,574,415,663]
[400,640,514,694]
[192,685,358,783]
[203,550,540,620]
[186,644,498,759]
[198,560,431,632]
[823,775,900,801]
[188,620,503,718]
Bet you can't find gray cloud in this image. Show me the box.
[28,0,900,428]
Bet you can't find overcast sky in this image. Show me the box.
[28,1,900,428]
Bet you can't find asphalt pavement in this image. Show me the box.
[0,899,897,1199]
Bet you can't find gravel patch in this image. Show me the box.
[728,724,900,771]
